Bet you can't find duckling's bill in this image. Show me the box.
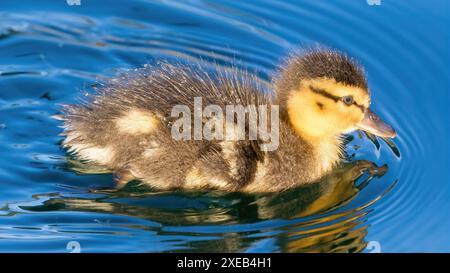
[356,108,396,138]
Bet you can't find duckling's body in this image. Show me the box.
[60,49,395,192]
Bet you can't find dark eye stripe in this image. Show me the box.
[309,86,340,102]
[353,101,365,112]
[309,85,365,112]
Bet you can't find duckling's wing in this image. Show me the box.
[60,61,272,190]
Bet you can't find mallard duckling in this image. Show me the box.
[59,49,395,192]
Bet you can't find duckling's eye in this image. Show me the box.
[342,95,354,106]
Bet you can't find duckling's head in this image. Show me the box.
[275,49,396,140]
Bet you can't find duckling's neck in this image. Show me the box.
[305,134,343,175]
[288,117,343,175]
[283,95,344,175]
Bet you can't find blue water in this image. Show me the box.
[0,0,449,253]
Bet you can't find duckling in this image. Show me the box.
[59,48,396,192]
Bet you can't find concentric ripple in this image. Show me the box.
[0,0,449,252]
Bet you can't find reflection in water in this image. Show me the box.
[18,159,392,252]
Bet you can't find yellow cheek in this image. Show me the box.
[288,92,343,137]
[288,90,364,138]
[314,99,358,127]
[337,105,364,126]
